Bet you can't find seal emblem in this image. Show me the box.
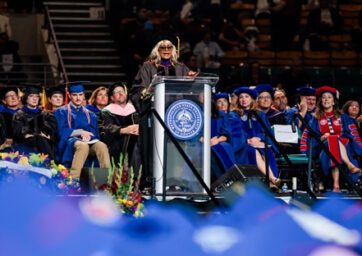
[165,99,203,140]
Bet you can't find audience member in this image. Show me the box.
[13,85,57,159]
[54,82,110,179]
[100,82,140,171]
[300,86,361,192]
[45,86,65,113]
[0,86,21,150]
[86,86,109,115]
[193,32,224,69]
[255,84,286,125]
[305,0,343,50]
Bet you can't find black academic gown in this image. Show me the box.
[130,60,190,189]
[13,107,57,159]
[100,109,140,172]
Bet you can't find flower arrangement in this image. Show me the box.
[94,154,144,217]
[0,152,80,193]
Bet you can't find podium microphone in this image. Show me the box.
[291,114,297,133]
[248,110,253,129]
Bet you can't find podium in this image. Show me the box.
[150,76,219,196]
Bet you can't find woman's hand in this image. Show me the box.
[187,70,199,77]
[211,136,219,146]
[321,133,330,141]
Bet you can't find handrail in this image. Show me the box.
[44,6,68,84]
[292,113,362,197]
[0,62,59,85]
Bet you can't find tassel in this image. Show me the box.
[41,86,47,109]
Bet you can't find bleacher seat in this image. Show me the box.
[330,50,358,67]
[303,51,330,66]
[249,50,275,66]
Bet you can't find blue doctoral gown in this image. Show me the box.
[239,110,279,177]
[54,104,100,165]
[211,111,236,175]
[228,111,249,165]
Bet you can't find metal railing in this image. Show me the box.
[0,62,60,85]
[43,5,68,84]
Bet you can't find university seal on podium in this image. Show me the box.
[165,99,203,140]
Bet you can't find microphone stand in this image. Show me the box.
[249,110,317,199]
[293,113,362,197]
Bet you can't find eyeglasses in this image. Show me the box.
[159,45,173,50]
[258,96,271,100]
[5,94,18,99]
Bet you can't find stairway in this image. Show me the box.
[43,0,125,90]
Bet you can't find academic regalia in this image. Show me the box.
[211,111,236,177]
[228,111,249,165]
[0,112,6,145]
[100,103,140,171]
[86,104,101,115]
[265,108,286,125]
[300,113,360,180]
[13,106,57,159]
[238,110,279,177]
[131,60,190,188]
[54,103,100,165]
[1,106,20,140]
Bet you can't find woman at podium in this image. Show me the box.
[130,33,197,191]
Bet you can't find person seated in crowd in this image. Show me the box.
[290,86,317,131]
[218,16,245,51]
[0,86,21,150]
[342,99,362,127]
[54,82,110,179]
[203,97,236,179]
[232,86,281,188]
[300,86,361,192]
[0,32,26,84]
[193,32,225,69]
[342,99,362,151]
[44,85,64,112]
[100,82,140,171]
[86,86,109,115]
[214,92,249,166]
[273,88,293,124]
[12,85,57,159]
[305,0,343,50]
[255,84,286,125]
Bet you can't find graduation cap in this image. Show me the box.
[151,32,178,48]
[255,84,275,99]
[315,85,339,99]
[0,86,20,99]
[213,92,229,101]
[108,81,128,97]
[296,86,316,96]
[233,86,258,100]
[46,85,65,98]
[22,83,42,95]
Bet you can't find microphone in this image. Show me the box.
[291,113,297,133]
[247,110,253,129]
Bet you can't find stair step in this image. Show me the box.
[48,9,93,18]
[61,48,118,57]
[53,24,110,32]
[56,33,112,41]
[56,32,111,36]
[63,56,121,64]
[66,64,122,68]
[50,18,106,25]
[68,72,125,76]
[44,2,103,6]
[58,40,116,48]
